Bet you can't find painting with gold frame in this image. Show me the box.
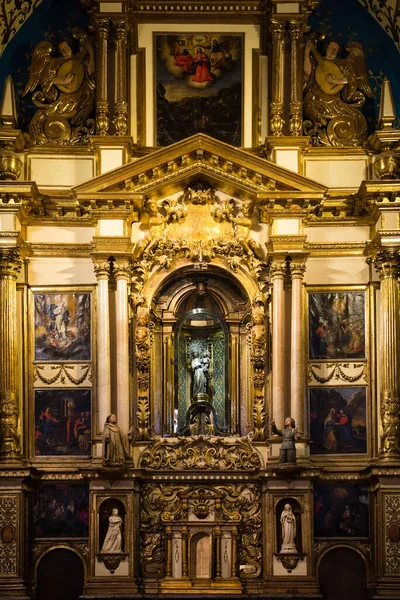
[34,389,91,457]
[155,33,243,146]
[309,386,367,455]
[314,483,369,538]
[33,484,89,538]
[308,291,365,360]
[34,292,91,361]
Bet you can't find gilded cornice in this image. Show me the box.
[130,1,265,21]
[24,242,93,258]
[73,134,328,199]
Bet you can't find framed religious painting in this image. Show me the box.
[34,389,91,457]
[309,387,367,455]
[34,291,91,361]
[155,33,243,146]
[314,483,369,538]
[308,290,366,360]
[33,483,89,538]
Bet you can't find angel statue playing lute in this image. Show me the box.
[22,28,95,146]
[303,31,374,147]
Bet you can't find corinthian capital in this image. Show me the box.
[93,260,111,280]
[271,20,285,40]
[0,249,22,278]
[269,260,287,279]
[372,249,400,280]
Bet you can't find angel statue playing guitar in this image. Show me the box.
[22,28,95,146]
[303,32,374,147]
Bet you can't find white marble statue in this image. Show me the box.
[280,503,297,554]
[101,508,123,553]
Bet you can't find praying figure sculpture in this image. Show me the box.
[101,508,123,553]
[102,414,132,467]
[280,503,297,554]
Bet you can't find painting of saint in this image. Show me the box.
[308,291,365,360]
[314,484,369,538]
[34,293,91,361]
[33,484,89,537]
[35,389,91,456]
[309,387,367,455]
[156,33,242,146]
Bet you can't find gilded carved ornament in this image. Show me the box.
[139,435,261,471]
[132,185,268,297]
[140,482,262,580]
[303,30,374,146]
[22,29,95,146]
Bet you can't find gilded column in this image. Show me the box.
[271,260,287,426]
[94,261,111,433]
[289,261,306,433]
[114,262,130,428]
[0,249,22,458]
[231,527,238,578]
[270,20,285,136]
[96,18,110,135]
[114,19,129,136]
[181,526,189,578]
[289,20,303,136]
[373,249,400,457]
[166,526,173,577]
[215,526,221,578]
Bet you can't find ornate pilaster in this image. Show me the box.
[95,18,110,135]
[373,249,400,458]
[289,21,304,137]
[135,305,151,441]
[166,526,173,578]
[93,260,111,433]
[215,526,222,578]
[0,249,22,458]
[270,20,285,136]
[181,527,189,578]
[289,261,307,433]
[114,261,131,428]
[231,527,238,578]
[270,260,287,427]
[250,302,267,441]
[114,19,129,136]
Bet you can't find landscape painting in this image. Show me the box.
[155,33,242,146]
[314,483,369,538]
[33,484,89,537]
[35,389,91,457]
[34,292,91,361]
[310,387,367,455]
[308,291,365,360]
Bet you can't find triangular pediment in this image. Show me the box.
[73,134,327,205]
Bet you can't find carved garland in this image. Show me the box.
[0,496,17,575]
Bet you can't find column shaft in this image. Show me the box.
[374,250,400,456]
[96,18,110,135]
[270,20,285,136]
[290,263,306,433]
[115,19,129,135]
[289,20,303,136]
[271,262,286,426]
[0,249,21,457]
[181,528,188,578]
[115,265,130,427]
[94,262,111,433]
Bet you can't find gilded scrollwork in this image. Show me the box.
[22,29,95,146]
[303,31,374,146]
[140,483,262,580]
[385,495,400,573]
[0,496,17,575]
[139,435,261,471]
[135,306,152,441]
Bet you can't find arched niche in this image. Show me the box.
[36,548,84,600]
[190,531,212,579]
[318,546,368,600]
[275,497,302,554]
[144,265,252,436]
[98,497,126,553]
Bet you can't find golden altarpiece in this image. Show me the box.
[0,1,400,599]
